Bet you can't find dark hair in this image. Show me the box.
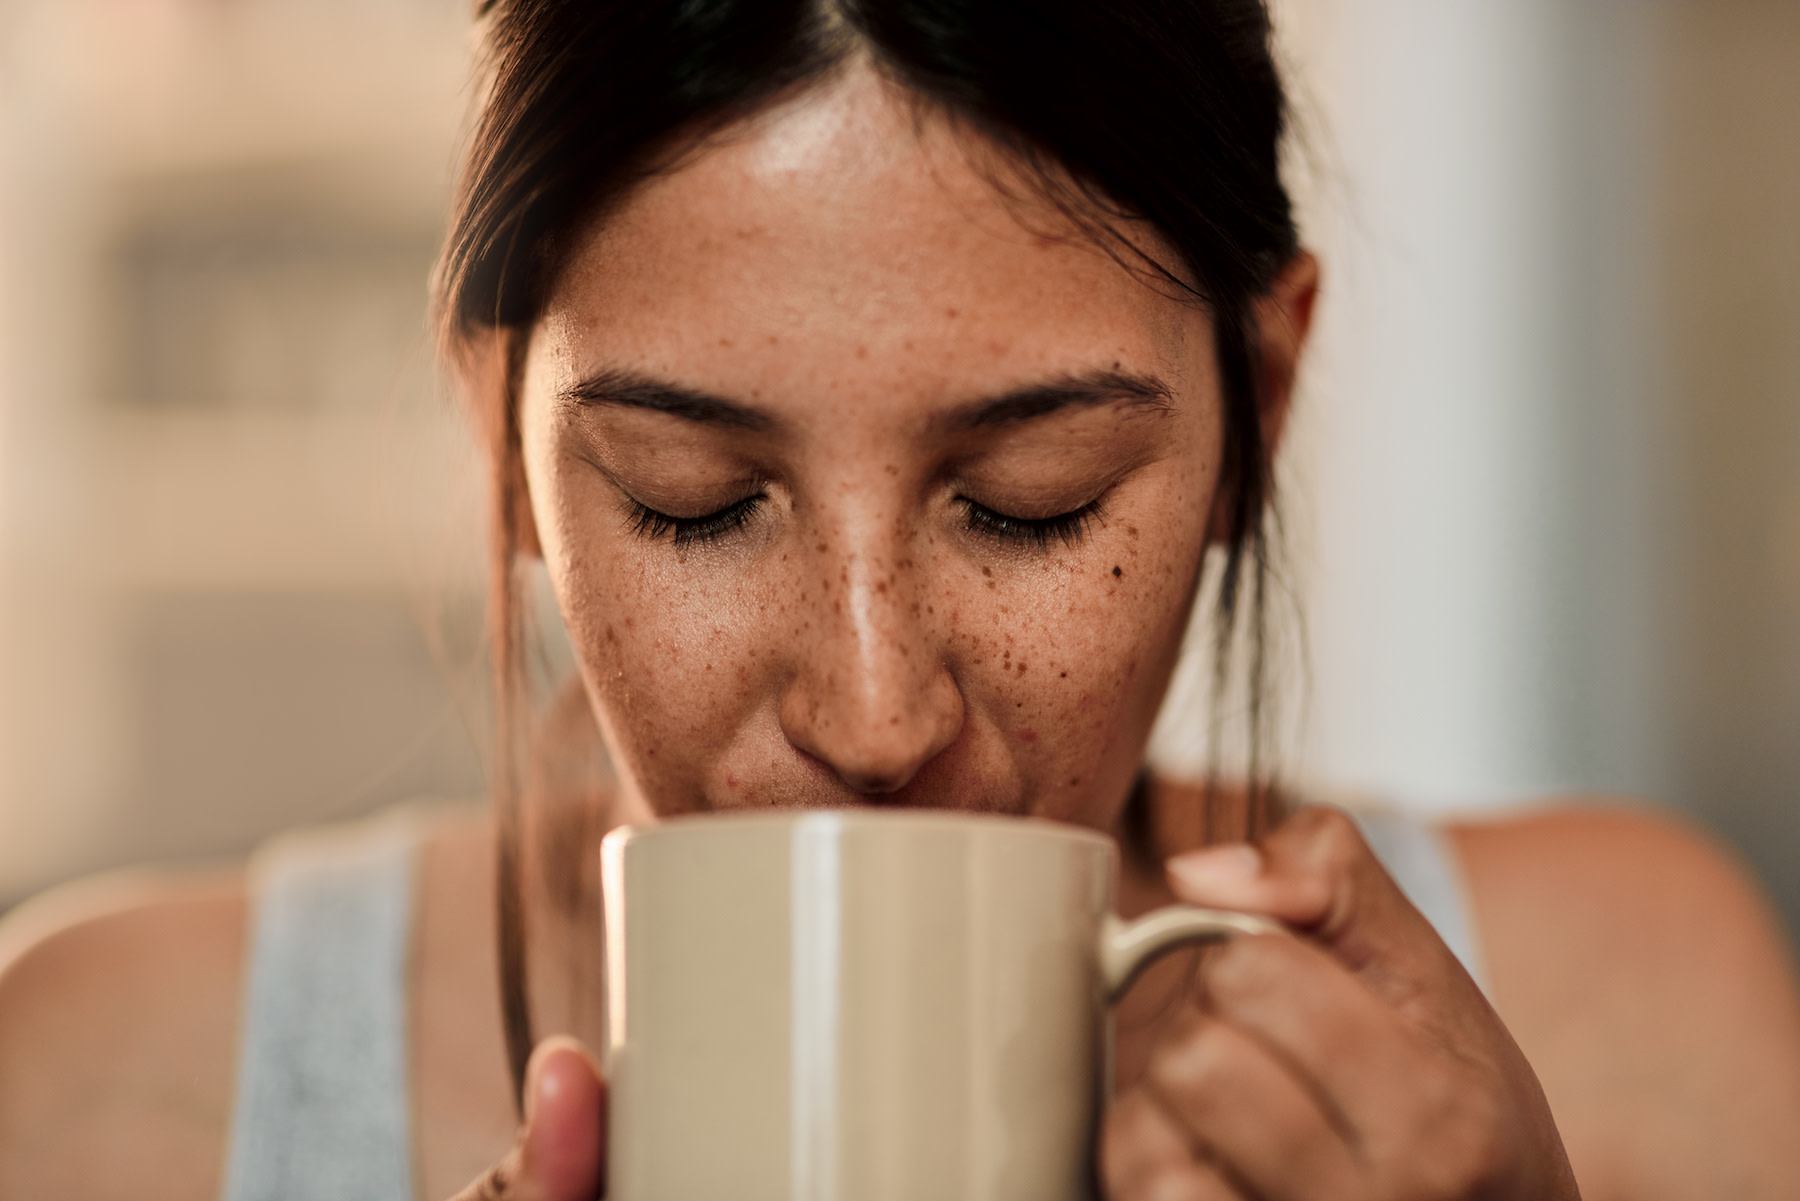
[435,0,1299,1104]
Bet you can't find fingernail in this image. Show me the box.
[1168,843,1262,891]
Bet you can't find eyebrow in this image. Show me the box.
[557,366,1174,432]
[560,368,775,432]
[947,369,1174,429]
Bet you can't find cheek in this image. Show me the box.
[951,515,1203,792]
[547,512,788,786]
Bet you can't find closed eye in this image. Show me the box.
[958,497,1103,550]
[628,494,765,548]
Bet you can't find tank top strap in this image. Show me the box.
[221,808,425,1201]
[1349,808,1489,994]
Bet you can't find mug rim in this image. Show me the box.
[602,806,1117,853]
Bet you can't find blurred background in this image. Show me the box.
[0,1,1795,945]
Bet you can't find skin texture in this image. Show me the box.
[506,65,1567,1200]
[517,68,1222,838]
[3,63,1800,1201]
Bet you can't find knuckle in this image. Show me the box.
[1103,1088,1197,1198]
[1303,805,1364,872]
[1198,930,1290,1007]
[1145,1012,1232,1104]
[1267,806,1366,910]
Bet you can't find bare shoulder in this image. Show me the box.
[1449,803,1800,1201]
[0,864,247,1201]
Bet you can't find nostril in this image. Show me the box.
[842,768,910,797]
[785,741,919,798]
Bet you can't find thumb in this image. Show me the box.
[1165,805,1452,993]
[455,1036,606,1201]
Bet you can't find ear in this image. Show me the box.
[455,325,545,561]
[1251,250,1320,463]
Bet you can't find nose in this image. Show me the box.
[778,527,963,796]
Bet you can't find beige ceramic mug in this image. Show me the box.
[600,808,1279,1201]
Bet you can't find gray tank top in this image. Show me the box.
[221,810,421,1201]
[218,806,1485,1201]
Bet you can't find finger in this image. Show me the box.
[452,1036,606,1201]
[1166,806,1463,1004]
[522,1037,607,1198]
[1143,1008,1362,1201]
[1194,930,1438,1147]
[1103,1089,1246,1201]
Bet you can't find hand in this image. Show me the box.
[1102,806,1580,1201]
[451,1037,606,1201]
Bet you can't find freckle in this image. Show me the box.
[1060,671,1067,678]
[768,334,779,344]
[817,542,828,553]
[718,337,734,348]
[1019,728,1038,743]
[946,307,961,319]
[986,579,996,590]
[982,566,992,577]
[1017,661,1027,673]
[1112,566,1123,578]
[856,345,868,359]
[1069,777,1081,787]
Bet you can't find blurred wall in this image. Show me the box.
[0,0,488,902]
[1163,0,1800,933]
[0,1,1796,943]
[1649,3,1800,937]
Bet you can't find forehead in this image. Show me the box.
[535,66,1203,412]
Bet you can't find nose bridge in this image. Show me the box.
[782,498,960,793]
[841,513,914,682]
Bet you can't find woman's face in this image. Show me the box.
[519,68,1259,838]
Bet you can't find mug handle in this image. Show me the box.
[1100,906,1284,1000]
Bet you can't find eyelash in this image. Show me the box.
[626,494,1104,552]
[628,495,764,548]
[959,497,1103,550]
